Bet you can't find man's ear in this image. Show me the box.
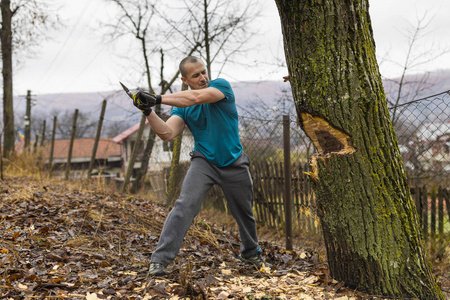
[181,77,188,86]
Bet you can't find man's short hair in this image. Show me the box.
[179,56,203,77]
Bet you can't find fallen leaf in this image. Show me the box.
[218,291,229,299]
[12,231,20,241]
[302,275,318,285]
[299,293,315,300]
[86,292,101,300]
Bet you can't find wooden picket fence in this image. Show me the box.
[250,161,450,245]
[412,186,450,245]
[250,161,319,233]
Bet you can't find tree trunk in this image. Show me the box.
[1,0,15,157]
[130,42,159,193]
[130,128,156,193]
[165,133,183,205]
[122,115,146,193]
[203,0,212,78]
[165,83,189,205]
[274,0,443,298]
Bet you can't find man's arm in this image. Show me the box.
[146,112,185,142]
[160,87,225,108]
[134,86,224,140]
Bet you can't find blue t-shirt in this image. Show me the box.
[171,78,243,167]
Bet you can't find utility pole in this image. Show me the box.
[24,90,31,150]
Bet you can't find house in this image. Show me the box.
[113,119,194,173]
[417,122,450,172]
[112,119,194,197]
[43,138,122,178]
[398,121,449,186]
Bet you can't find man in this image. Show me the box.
[132,56,272,276]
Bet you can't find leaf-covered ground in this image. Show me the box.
[0,176,447,299]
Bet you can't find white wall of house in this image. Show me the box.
[120,126,194,174]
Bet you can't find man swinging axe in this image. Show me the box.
[123,56,272,276]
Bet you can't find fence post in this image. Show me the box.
[0,134,3,180]
[33,134,39,153]
[283,114,293,250]
[40,120,46,147]
[445,188,450,226]
[421,186,428,243]
[438,187,444,245]
[88,99,107,179]
[65,109,78,180]
[430,188,437,249]
[413,185,422,224]
[49,116,57,175]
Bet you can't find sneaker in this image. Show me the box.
[148,263,168,276]
[239,248,273,269]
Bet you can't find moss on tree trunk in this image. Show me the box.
[274,0,443,298]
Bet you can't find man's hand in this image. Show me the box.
[132,91,162,116]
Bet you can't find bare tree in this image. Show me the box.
[44,109,97,139]
[102,0,160,93]
[1,0,60,157]
[104,120,131,139]
[157,0,261,78]
[380,13,450,125]
[101,0,197,192]
[379,14,450,187]
[102,0,261,193]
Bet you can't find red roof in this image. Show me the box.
[42,138,121,159]
[113,119,149,144]
[112,112,172,144]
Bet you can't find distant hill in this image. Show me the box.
[382,69,450,104]
[9,69,450,138]
[22,80,291,117]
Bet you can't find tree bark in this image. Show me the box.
[165,83,188,205]
[122,115,146,193]
[203,0,212,78]
[274,0,443,298]
[1,0,15,157]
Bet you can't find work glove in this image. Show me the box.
[132,91,162,116]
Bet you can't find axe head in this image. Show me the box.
[119,82,133,99]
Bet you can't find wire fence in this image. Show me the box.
[238,89,449,189]
[205,90,450,247]
[389,90,450,188]
[149,89,450,241]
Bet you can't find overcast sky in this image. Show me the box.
[12,0,450,95]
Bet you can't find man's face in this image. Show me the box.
[181,61,209,90]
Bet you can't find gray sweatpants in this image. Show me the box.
[150,151,260,266]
